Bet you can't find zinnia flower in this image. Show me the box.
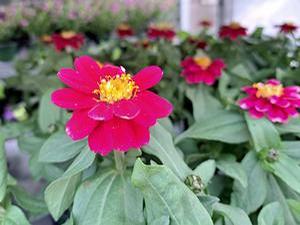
[199,20,212,28]
[147,23,176,41]
[188,37,207,49]
[219,22,247,40]
[51,56,173,156]
[239,79,300,123]
[181,56,225,85]
[276,22,298,34]
[51,31,84,52]
[116,24,134,38]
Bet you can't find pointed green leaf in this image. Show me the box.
[39,131,86,163]
[213,203,252,225]
[258,202,284,225]
[1,205,30,225]
[245,114,281,152]
[132,159,214,225]
[193,160,216,185]
[176,111,250,144]
[144,123,192,180]
[73,170,145,225]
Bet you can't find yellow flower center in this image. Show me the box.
[93,74,139,104]
[194,56,212,69]
[229,22,241,29]
[61,31,76,39]
[154,22,172,30]
[118,24,130,30]
[253,83,283,98]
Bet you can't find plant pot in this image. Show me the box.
[0,42,18,61]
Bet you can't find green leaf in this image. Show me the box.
[39,131,86,163]
[1,205,30,225]
[11,186,48,215]
[231,64,252,81]
[176,111,250,144]
[186,85,222,121]
[266,175,299,225]
[73,170,145,225]
[213,203,252,225]
[217,156,247,188]
[0,134,7,202]
[231,151,268,214]
[45,174,81,221]
[193,160,216,185]
[287,199,300,221]
[257,202,284,225]
[276,118,300,134]
[281,141,300,162]
[132,159,213,225]
[63,146,95,177]
[245,113,281,151]
[270,153,300,194]
[143,123,192,180]
[62,217,74,225]
[38,89,61,133]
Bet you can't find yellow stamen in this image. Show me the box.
[93,74,138,104]
[154,22,172,30]
[61,31,76,39]
[118,24,130,30]
[253,83,283,98]
[41,35,52,42]
[229,22,241,29]
[194,56,212,69]
[96,61,103,68]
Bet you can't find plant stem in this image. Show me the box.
[114,151,125,172]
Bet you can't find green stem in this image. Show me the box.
[114,151,125,172]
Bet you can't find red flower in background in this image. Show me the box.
[181,56,225,85]
[199,20,212,28]
[219,22,247,40]
[117,24,134,38]
[239,79,300,123]
[147,23,176,41]
[277,22,298,34]
[188,37,207,49]
[51,31,84,52]
[51,56,172,156]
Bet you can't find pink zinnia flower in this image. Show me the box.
[116,24,134,38]
[147,23,176,41]
[239,79,300,123]
[276,22,298,34]
[219,22,247,40]
[51,31,84,52]
[181,56,225,85]
[51,56,173,156]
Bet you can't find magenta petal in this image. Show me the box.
[111,119,133,151]
[138,91,173,118]
[266,107,288,123]
[98,65,124,78]
[88,123,113,156]
[270,96,290,108]
[132,122,150,148]
[267,79,281,86]
[239,97,255,110]
[88,102,113,121]
[254,99,271,112]
[51,88,96,109]
[57,68,97,94]
[74,56,102,82]
[113,100,140,119]
[133,66,163,90]
[249,108,264,119]
[285,107,299,117]
[66,110,98,140]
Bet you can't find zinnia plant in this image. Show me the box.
[51,31,84,52]
[116,23,134,38]
[51,56,173,156]
[219,22,247,40]
[276,22,298,34]
[181,56,225,85]
[239,79,300,123]
[147,23,176,40]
